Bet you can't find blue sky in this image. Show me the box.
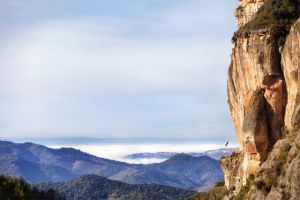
[0,0,237,141]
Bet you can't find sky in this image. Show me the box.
[0,0,237,142]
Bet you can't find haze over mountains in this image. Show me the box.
[125,148,237,161]
[0,140,226,190]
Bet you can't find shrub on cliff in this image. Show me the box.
[239,0,300,46]
[235,174,255,200]
[246,0,300,28]
[253,138,292,195]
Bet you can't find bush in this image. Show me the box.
[235,174,255,200]
[253,139,292,195]
[237,0,300,46]
[214,181,225,187]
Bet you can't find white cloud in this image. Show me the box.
[49,142,238,164]
[1,16,230,93]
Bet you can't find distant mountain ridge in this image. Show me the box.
[0,140,224,189]
[0,141,130,182]
[125,148,238,160]
[36,174,196,200]
[111,154,223,188]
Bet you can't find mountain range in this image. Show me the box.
[125,148,238,161]
[0,140,224,189]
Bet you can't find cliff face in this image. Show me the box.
[235,0,265,28]
[221,0,300,198]
[281,22,300,130]
[248,133,300,200]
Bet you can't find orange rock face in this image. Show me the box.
[282,21,300,130]
[220,0,300,194]
[220,0,300,197]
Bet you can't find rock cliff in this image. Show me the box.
[235,0,265,28]
[221,0,300,199]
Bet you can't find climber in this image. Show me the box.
[225,139,229,147]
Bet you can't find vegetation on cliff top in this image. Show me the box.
[236,0,300,46]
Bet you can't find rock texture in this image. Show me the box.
[220,152,244,191]
[225,18,286,193]
[248,132,300,200]
[235,0,265,28]
[281,21,300,130]
[221,0,300,198]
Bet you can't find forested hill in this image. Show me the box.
[36,174,196,200]
[0,174,65,200]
